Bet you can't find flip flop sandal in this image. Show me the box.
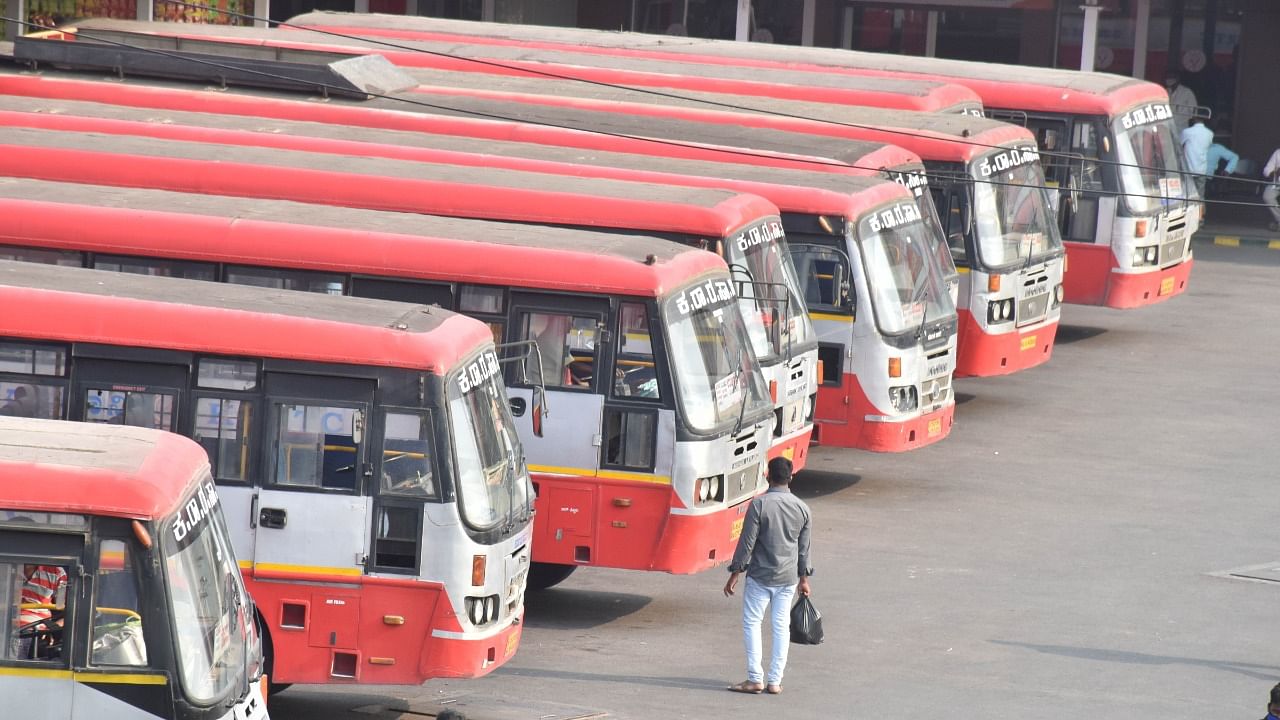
[727,681,764,694]
[766,685,783,695]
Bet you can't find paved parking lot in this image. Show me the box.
[272,242,1280,720]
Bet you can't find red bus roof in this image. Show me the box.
[0,126,779,240]
[285,12,1163,117]
[0,105,912,221]
[0,259,495,375]
[0,417,209,521]
[0,69,917,174]
[72,19,984,114]
[0,70,888,174]
[0,179,728,299]
[396,69,1033,163]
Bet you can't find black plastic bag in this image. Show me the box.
[789,594,824,645]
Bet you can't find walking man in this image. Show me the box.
[1263,146,1280,232]
[724,457,813,696]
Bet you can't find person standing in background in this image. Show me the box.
[1262,146,1280,232]
[1165,73,1198,133]
[1180,118,1214,198]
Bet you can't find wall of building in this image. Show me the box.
[1234,0,1279,166]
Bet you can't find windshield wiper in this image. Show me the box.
[914,287,930,342]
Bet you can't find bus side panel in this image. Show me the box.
[593,480,671,569]
[1061,242,1113,306]
[532,480,597,567]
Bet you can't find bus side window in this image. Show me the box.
[91,539,147,667]
[0,246,82,266]
[272,403,363,491]
[379,411,436,498]
[613,303,661,400]
[4,560,71,664]
[1068,120,1104,242]
[194,359,259,484]
[93,255,216,281]
[520,312,598,390]
[0,342,68,420]
[84,389,176,431]
[457,286,507,346]
[935,188,970,267]
[226,266,346,295]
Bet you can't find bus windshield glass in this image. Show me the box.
[724,219,815,358]
[970,146,1063,270]
[163,476,249,706]
[663,277,773,434]
[890,167,959,282]
[856,202,956,336]
[1112,103,1188,215]
[449,351,530,533]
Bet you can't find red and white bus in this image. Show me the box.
[292,12,1194,309]
[71,18,984,115]
[0,259,532,686]
[0,120,816,468]
[0,179,776,590]
[0,416,269,720]
[0,67,961,449]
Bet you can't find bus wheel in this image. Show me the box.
[257,609,292,695]
[527,563,577,591]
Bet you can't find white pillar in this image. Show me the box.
[841,5,854,49]
[137,0,152,21]
[256,0,270,27]
[801,0,815,47]
[354,0,369,12]
[735,0,751,42]
[1079,3,1101,72]
[405,0,419,15]
[925,10,938,57]
[482,0,495,22]
[1132,0,1150,79]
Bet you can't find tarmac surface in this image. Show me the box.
[270,240,1280,720]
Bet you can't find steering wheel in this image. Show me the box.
[16,608,66,659]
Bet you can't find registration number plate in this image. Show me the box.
[1020,335,1037,351]
[505,629,521,658]
[927,418,942,437]
[731,518,745,541]
[1159,276,1176,296]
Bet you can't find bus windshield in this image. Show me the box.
[1112,109,1188,215]
[163,476,250,707]
[725,220,815,359]
[663,277,773,434]
[970,148,1063,271]
[856,203,956,336]
[449,352,531,533]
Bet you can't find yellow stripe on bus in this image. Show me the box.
[1270,240,1280,250]
[956,267,972,274]
[808,312,853,323]
[0,668,166,685]
[527,464,672,485]
[249,562,363,577]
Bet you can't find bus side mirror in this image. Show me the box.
[352,410,364,445]
[531,386,547,438]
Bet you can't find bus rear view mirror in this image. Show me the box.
[531,387,547,438]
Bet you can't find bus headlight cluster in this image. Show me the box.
[987,298,1015,324]
[1132,245,1158,267]
[804,394,816,422]
[465,594,501,628]
[1052,283,1065,308]
[888,385,918,413]
[695,475,724,506]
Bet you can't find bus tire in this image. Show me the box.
[527,562,577,591]
[256,607,292,695]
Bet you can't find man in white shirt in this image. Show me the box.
[1166,74,1198,133]
[1264,148,1280,232]
[1180,119,1214,198]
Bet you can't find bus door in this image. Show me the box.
[507,292,609,566]
[1,525,82,716]
[786,239,855,426]
[254,373,375,589]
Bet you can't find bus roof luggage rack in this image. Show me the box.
[12,28,416,100]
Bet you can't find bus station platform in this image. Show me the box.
[1193,181,1280,251]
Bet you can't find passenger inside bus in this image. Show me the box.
[6,561,69,662]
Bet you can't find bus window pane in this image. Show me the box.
[521,312,597,389]
[603,410,657,470]
[0,382,64,419]
[197,359,258,391]
[380,412,435,498]
[614,303,661,400]
[93,255,216,281]
[91,540,146,667]
[226,267,345,295]
[0,342,66,375]
[0,246,81,266]
[373,506,421,570]
[274,404,360,491]
[5,561,70,663]
[458,285,504,314]
[194,397,254,483]
[84,389,175,430]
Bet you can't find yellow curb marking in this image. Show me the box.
[1213,236,1240,247]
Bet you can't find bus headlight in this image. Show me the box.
[804,393,815,422]
[695,475,725,506]
[987,298,1014,324]
[1132,245,1158,267]
[1052,283,1065,308]
[888,386,918,412]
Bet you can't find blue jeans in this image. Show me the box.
[741,576,797,685]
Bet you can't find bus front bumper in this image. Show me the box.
[767,425,812,471]
[955,312,1058,378]
[1105,258,1194,309]
[424,616,523,679]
